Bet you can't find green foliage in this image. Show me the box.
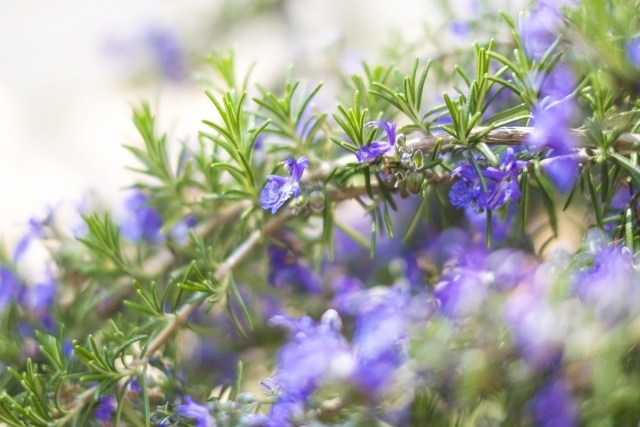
[8,3,640,427]
[78,212,129,273]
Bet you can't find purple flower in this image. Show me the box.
[269,310,354,400]
[175,396,216,427]
[450,21,471,37]
[519,2,563,60]
[268,245,321,293]
[435,268,490,318]
[573,244,639,324]
[485,249,536,292]
[94,396,114,423]
[120,190,163,242]
[504,287,566,369]
[543,150,580,192]
[449,148,525,210]
[12,220,58,326]
[530,378,578,427]
[170,214,197,241]
[465,204,515,242]
[526,65,577,153]
[145,27,186,82]
[350,287,411,395]
[331,276,364,312]
[265,396,303,427]
[0,267,21,309]
[14,214,49,263]
[260,157,309,214]
[355,121,397,164]
[627,37,640,67]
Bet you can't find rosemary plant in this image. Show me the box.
[3,0,640,426]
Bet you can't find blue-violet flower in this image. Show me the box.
[260,157,309,214]
[355,121,397,164]
[175,396,216,427]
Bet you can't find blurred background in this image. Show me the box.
[0,0,528,243]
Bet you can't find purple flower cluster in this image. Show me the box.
[448,148,526,210]
[265,286,426,425]
[260,157,309,214]
[355,121,397,164]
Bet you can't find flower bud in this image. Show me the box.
[236,392,258,405]
[400,152,415,169]
[293,194,308,208]
[217,400,241,412]
[398,180,410,199]
[309,191,325,212]
[406,172,423,196]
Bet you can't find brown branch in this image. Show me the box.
[412,126,640,154]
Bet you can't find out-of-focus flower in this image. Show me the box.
[350,287,412,395]
[450,21,471,37]
[505,286,567,369]
[435,268,490,318]
[145,27,186,82]
[94,395,115,423]
[530,378,578,427]
[240,413,269,426]
[449,148,525,210]
[104,25,187,83]
[0,267,21,309]
[12,215,58,327]
[175,396,216,427]
[260,157,309,214]
[355,121,398,164]
[265,395,303,427]
[627,37,640,67]
[169,214,197,242]
[526,98,576,152]
[268,245,321,294]
[120,190,163,243]
[573,243,639,324]
[543,151,580,192]
[525,65,580,192]
[485,249,536,292]
[269,310,354,400]
[331,276,364,312]
[464,204,515,243]
[519,1,563,60]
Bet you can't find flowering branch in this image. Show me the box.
[63,181,392,417]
